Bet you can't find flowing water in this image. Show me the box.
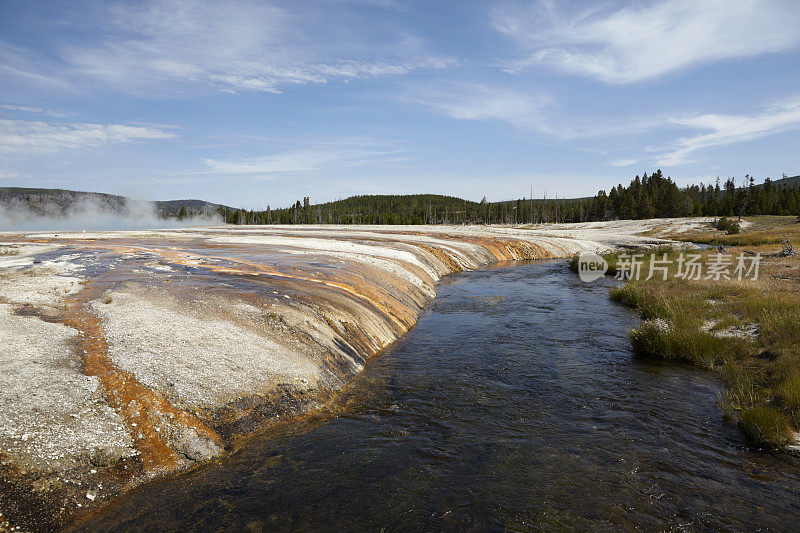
[76,261,800,531]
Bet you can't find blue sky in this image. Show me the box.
[1,0,799,208]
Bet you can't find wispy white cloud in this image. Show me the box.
[494,0,800,84]
[0,103,73,118]
[202,141,406,176]
[403,82,661,139]
[8,0,453,95]
[609,158,636,167]
[656,94,800,165]
[404,82,562,134]
[407,82,800,168]
[0,118,178,155]
[0,43,71,89]
[1,104,45,113]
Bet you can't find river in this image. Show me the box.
[75,260,800,531]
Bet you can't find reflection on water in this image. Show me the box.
[76,261,800,531]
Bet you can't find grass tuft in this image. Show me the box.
[777,372,800,415]
[609,284,639,307]
[738,406,793,448]
[629,320,737,369]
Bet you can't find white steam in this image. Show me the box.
[0,197,223,231]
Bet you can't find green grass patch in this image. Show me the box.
[777,372,800,416]
[738,406,793,448]
[596,245,799,449]
[609,283,639,307]
[629,320,740,369]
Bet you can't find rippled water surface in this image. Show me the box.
[78,261,800,531]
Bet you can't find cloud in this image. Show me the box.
[656,94,800,165]
[494,0,800,84]
[8,0,453,95]
[0,43,71,89]
[404,83,561,134]
[608,158,636,167]
[403,82,663,140]
[0,103,72,118]
[407,82,800,169]
[0,118,178,155]
[1,104,45,113]
[202,141,405,176]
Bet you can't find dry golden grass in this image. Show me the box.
[601,228,800,448]
[672,215,800,247]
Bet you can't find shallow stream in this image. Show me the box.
[76,261,800,531]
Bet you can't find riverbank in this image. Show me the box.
[1,222,680,531]
[72,259,800,531]
[596,216,800,450]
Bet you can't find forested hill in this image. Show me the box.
[770,174,800,189]
[219,193,587,225]
[0,187,227,217]
[4,170,799,226]
[224,171,800,225]
[154,199,226,217]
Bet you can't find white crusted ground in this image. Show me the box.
[532,217,751,239]
[0,304,136,470]
[0,243,84,311]
[92,289,323,411]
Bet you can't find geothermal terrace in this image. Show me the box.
[0,221,696,529]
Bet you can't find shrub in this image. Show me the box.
[715,216,741,235]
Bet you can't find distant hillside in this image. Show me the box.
[154,199,226,216]
[250,193,580,225]
[771,174,800,189]
[715,174,800,197]
[0,187,228,217]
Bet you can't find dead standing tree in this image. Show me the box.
[781,236,795,257]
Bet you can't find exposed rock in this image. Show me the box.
[700,320,760,340]
[165,425,224,462]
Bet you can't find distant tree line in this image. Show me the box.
[215,170,800,225]
[581,170,800,221]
